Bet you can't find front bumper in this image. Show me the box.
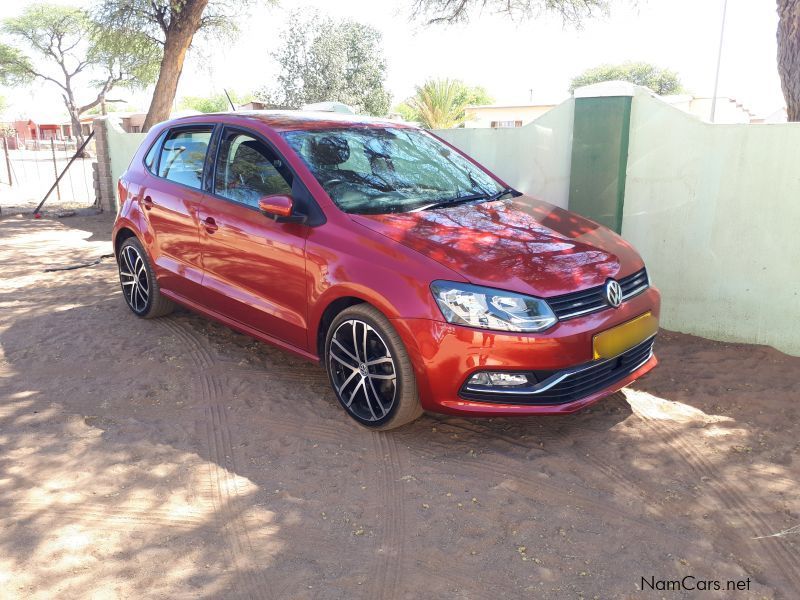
[392,286,661,417]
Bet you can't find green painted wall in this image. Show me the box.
[568,96,632,232]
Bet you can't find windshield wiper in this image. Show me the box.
[410,187,518,212]
[410,192,489,212]
[488,187,517,201]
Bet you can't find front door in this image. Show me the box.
[138,125,213,298]
[198,128,310,351]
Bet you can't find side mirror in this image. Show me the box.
[257,194,306,224]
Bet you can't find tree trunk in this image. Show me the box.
[777,0,800,121]
[69,110,85,148]
[62,93,87,155]
[142,0,210,132]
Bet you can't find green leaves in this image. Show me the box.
[89,20,161,90]
[0,43,35,86]
[569,62,684,95]
[179,91,253,113]
[256,11,392,117]
[397,79,493,129]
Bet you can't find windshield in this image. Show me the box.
[280,127,505,214]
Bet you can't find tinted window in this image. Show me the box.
[214,131,292,208]
[281,127,502,215]
[158,127,212,189]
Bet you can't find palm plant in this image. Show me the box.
[398,79,491,129]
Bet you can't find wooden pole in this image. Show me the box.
[51,138,62,202]
[2,136,12,187]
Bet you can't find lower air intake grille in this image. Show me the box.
[459,335,656,405]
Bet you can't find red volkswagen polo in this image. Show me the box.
[113,111,660,430]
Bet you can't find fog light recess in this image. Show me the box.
[467,372,533,387]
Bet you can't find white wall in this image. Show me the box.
[623,91,800,355]
[106,118,146,205]
[434,98,574,208]
[463,105,555,128]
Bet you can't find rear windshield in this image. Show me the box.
[280,127,503,214]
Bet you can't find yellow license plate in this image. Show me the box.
[593,312,658,359]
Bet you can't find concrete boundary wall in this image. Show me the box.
[623,90,800,355]
[434,98,575,209]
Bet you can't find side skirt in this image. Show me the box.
[161,289,320,364]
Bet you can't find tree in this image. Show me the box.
[411,0,608,25]
[777,1,800,121]
[396,79,492,129]
[569,62,683,95]
[180,91,254,113]
[256,11,391,117]
[94,0,270,131]
[0,4,158,147]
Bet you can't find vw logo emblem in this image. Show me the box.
[605,279,623,308]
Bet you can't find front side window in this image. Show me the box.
[158,127,212,189]
[280,127,504,215]
[214,131,293,208]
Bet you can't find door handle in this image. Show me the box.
[201,216,218,233]
[142,195,153,210]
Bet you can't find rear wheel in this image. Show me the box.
[117,237,174,319]
[325,304,422,430]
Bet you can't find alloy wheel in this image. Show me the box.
[328,319,397,423]
[119,245,150,314]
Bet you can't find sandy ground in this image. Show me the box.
[0,214,799,599]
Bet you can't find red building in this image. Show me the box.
[14,119,72,142]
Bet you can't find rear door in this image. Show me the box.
[139,125,214,299]
[198,127,310,350]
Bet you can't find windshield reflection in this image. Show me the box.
[281,127,503,214]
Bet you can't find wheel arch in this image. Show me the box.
[315,296,368,360]
[113,226,138,257]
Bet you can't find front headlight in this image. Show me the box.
[430,281,557,333]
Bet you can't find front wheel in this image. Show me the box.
[324,304,422,430]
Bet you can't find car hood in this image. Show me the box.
[351,196,644,297]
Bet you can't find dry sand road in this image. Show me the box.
[1,213,799,599]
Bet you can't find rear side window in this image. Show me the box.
[143,131,166,174]
[158,127,212,189]
[214,131,293,208]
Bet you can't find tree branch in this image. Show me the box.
[150,0,169,33]
[77,74,123,114]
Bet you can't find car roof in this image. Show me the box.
[164,110,416,133]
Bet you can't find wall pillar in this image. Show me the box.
[92,117,116,212]
[568,82,636,233]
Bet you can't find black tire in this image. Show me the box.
[117,237,174,319]
[324,304,422,430]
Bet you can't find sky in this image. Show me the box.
[0,0,786,120]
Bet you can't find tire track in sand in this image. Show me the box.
[158,318,270,599]
[637,414,800,591]
[367,431,407,600]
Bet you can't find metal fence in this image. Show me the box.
[1,137,96,214]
